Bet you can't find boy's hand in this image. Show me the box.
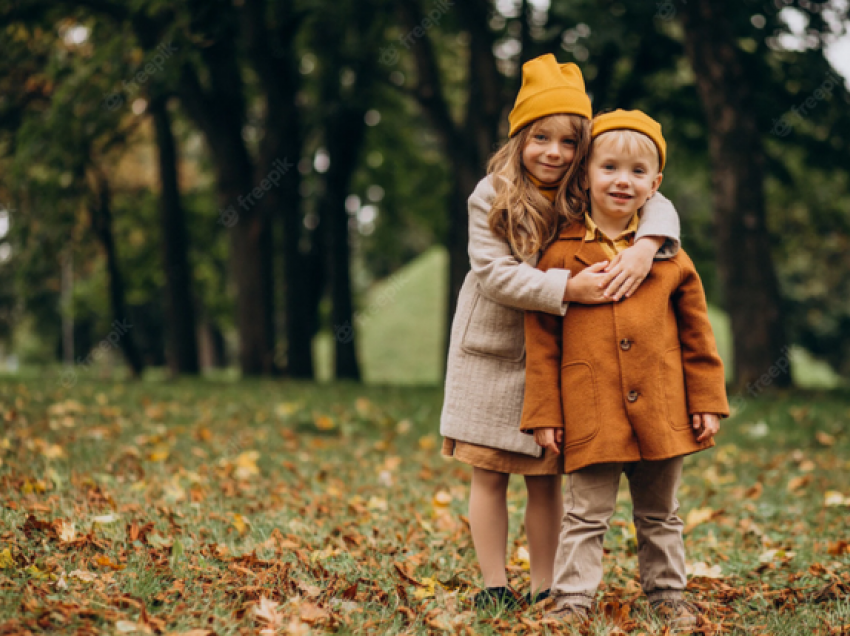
[534,428,563,455]
[599,237,663,301]
[692,413,720,442]
[563,261,614,304]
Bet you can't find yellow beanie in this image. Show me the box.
[591,109,667,170]
[508,54,592,138]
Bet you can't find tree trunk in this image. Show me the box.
[321,108,365,381]
[177,4,275,376]
[398,0,504,362]
[679,2,789,390]
[242,0,317,378]
[149,96,200,375]
[88,170,145,378]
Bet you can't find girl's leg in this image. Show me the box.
[469,467,511,587]
[524,474,563,593]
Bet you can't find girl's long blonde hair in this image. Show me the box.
[487,114,591,261]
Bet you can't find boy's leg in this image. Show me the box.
[469,467,511,587]
[524,474,563,595]
[625,457,687,601]
[551,462,622,609]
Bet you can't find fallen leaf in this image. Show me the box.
[759,548,796,563]
[299,602,329,624]
[686,562,724,578]
[825,491,849,507]
[92,513,120,524]
[418,435,436,450]
[231,513,249,536]
[69,569,98,582]
[816,431,836,446]
[0,548,14,569]
[57,520,76,542]
[314,415,335,431]
[787,475,813,492]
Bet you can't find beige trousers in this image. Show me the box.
[552,458,687,608]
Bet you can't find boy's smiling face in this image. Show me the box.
[588,131,663,227]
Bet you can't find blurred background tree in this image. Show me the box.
[0,0,848,389]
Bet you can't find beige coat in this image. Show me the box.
[521,222,729,472]
[440,176,681,457]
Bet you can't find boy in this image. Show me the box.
[520,110,729,632]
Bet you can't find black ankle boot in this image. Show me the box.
[525,588,551,605]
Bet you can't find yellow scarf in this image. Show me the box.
[525,171,560,203]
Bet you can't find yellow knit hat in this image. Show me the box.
[508,54,592,138]
[591,109,667,170]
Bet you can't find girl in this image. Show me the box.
[440,54,682,608]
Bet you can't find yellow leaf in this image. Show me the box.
[685,508,715,528]
[314,415,335,430]
[275,402,302,417]
[232,513,249,536]
[0,548,14,569]
[418,435,436,450]
[514,546,530,570]
[367,496,388,511]
[759,548,796,563]
[825,491,849,507]
[41,444,65,459]
[412,577,442,599]
[148,447,170,462]
[396,419,412,434]
[234,451,260,480]
[686,562,724,578]
[433,491,452,508]
[92,514,120,524]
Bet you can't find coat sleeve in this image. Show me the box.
[672,254,730,418]
[520,247,566,431]
[468,179,570,316]
[636,191,681,260]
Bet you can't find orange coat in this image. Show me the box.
[520,221,729,473]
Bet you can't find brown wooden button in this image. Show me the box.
[620,338,632,351]
[627,390,639,402]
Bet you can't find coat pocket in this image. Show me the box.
[660,347,691,430]
[460,289,525,362]
[561,361,600,448]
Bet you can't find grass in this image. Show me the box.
[0,374,849,634]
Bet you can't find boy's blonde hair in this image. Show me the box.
[590,129,662,173]
[487,114,591,261]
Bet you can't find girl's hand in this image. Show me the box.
[563,262,615,304]
[599,237,663,301]
[534,428,563,454]
[692,413,720,442]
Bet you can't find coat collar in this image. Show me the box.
[555,219,634,266]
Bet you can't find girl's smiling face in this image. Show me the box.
[521,118,578,184]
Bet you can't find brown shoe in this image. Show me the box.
[543,602,589,625]
[651,598,699,633]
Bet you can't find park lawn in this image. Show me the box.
[0,376,849,635]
